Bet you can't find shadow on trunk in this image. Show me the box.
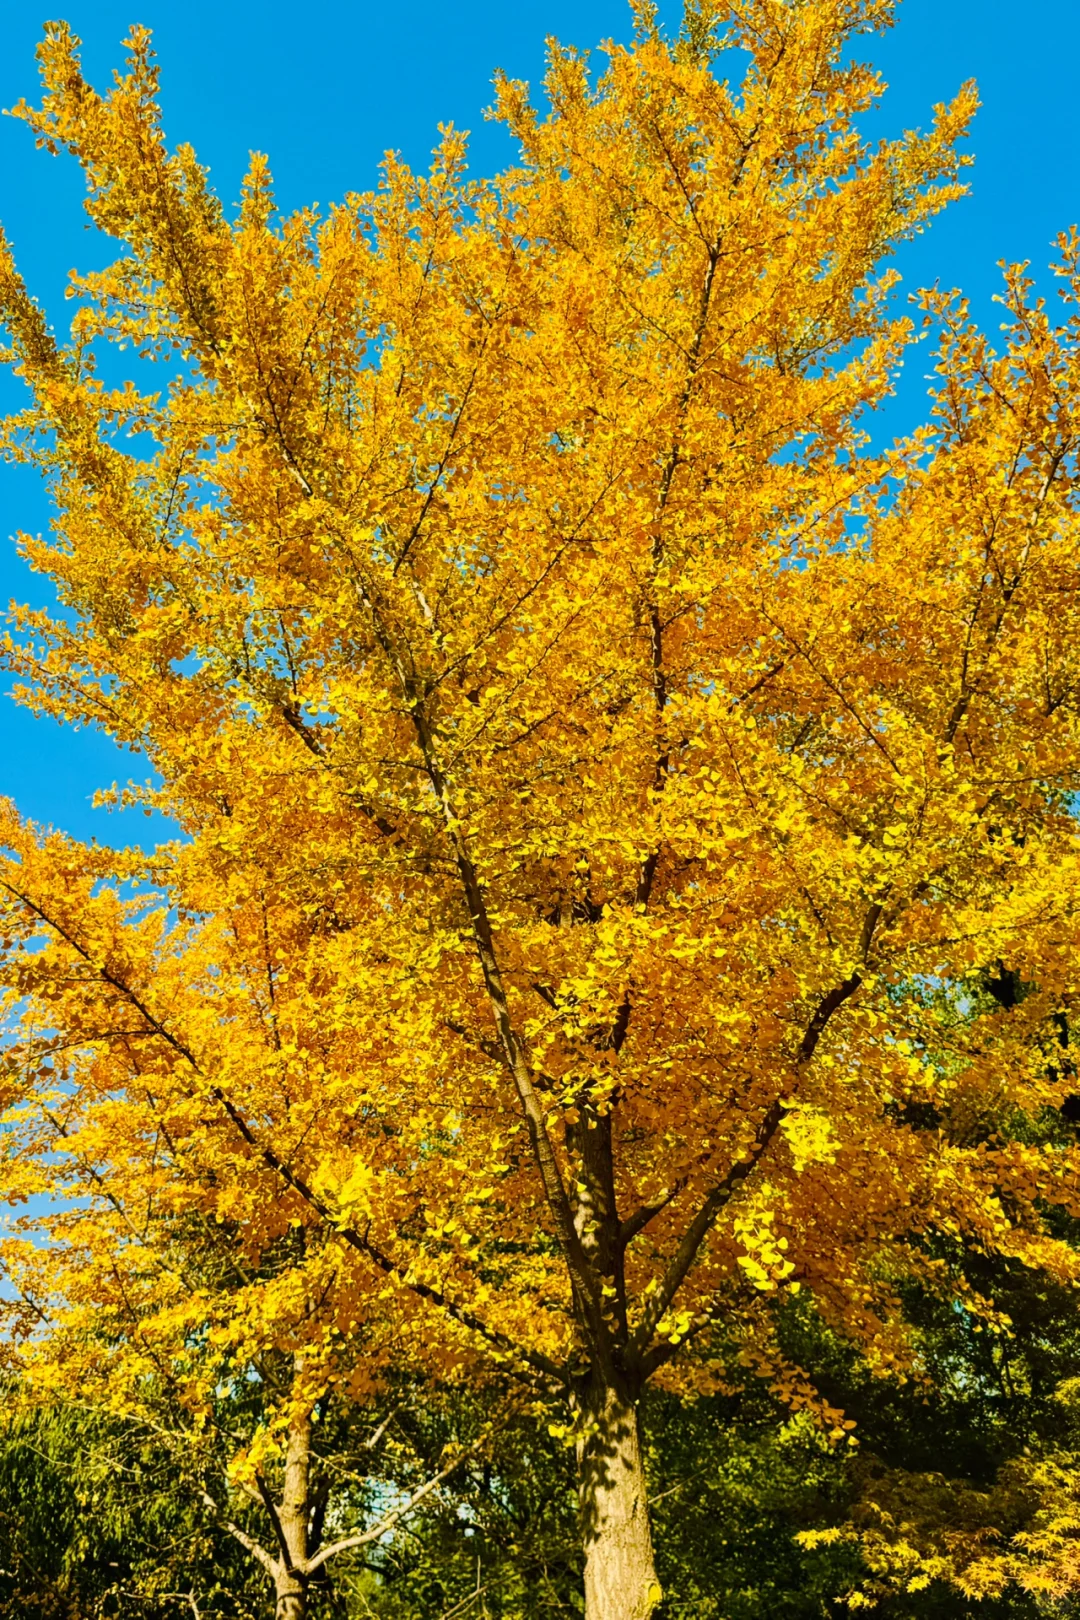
[577,1378,661,1620]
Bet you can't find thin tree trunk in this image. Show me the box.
[273,1410,312,1620]
[576,1377,660,1620]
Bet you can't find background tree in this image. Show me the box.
[0,1387,507,1620]
[790,965,1080,1613]
[2,3,1080,1618]
[0,1402,265,1619]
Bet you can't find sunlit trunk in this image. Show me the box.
[576,1377,660,1620]
[272,1410,312,1620]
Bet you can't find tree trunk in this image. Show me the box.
[272,1410,312,1620]
[273,1571,306,1620]
[576,1378,660,1620]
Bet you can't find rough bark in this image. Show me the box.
[274,1575,307,1620]
[576,1378,660,1620]
[272,1410,312,1620]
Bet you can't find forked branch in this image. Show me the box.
[630,950,873,1359]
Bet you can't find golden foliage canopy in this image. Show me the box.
[0,5,1078,1541]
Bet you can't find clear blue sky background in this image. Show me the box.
[0,0,1076,844]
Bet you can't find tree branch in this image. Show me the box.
[352,601,612,1371]
[302,1423,496,1575]
[630,937,875,1360]
[200,1491,279,1578]
[618,1183,683,1251]
[253,1471,291,1566]
[630,1096,784,1357]
[0,878,566,1386]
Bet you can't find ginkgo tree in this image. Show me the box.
[3,1,1080,1617]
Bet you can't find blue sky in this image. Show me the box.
[0,0,1076,842]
